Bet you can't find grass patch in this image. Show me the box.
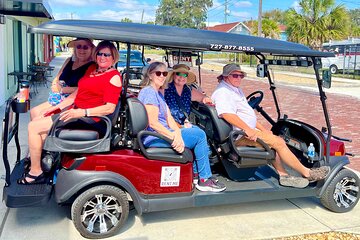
[144,49,166,55]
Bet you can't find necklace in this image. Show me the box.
[91,66,113,75]
[96,65,113,73]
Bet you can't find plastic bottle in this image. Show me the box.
[307,143,315,158]
[19,82,30,101]
[17,90,26,103]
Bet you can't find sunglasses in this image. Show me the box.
[230,73,246,78]
[97,52,112,58]
[152,71,168,77]
[175,72,188,78]
[76,45,90,50]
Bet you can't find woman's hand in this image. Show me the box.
[51,81,61,93]
[202,96,213,104]
[171,130,185,153]
[59,108,84,122]
[41,106,60,118]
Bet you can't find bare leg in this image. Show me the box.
[24,116,53,182]
[258,133,311,178]
[271,154,288,176]
[236,136,297,176]
[30,101,52,120]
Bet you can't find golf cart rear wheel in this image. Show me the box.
[320,169,360,213]
[71,185,129,239]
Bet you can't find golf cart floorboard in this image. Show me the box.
[3,160,53,208]
[193,166,318,207]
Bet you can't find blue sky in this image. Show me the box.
[48,0,359,26]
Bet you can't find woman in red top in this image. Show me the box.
[18,40,122,184]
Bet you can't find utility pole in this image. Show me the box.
[141,9,144,24]
[258,0,262,37]
[207,10,209,27]
[224,0,228,23]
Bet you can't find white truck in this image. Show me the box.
[321,38,360,74]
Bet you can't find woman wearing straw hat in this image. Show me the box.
[138,62,226,192]
[30,38,95,120]
[164,64,212,127]
[19,40,122,184]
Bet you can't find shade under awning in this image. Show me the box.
[0,0,53,19]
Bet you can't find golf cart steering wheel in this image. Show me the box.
[246,91,264,109]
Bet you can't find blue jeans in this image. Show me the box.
[145,127,212,180]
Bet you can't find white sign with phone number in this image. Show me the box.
[160,166,180,187]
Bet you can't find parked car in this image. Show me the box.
[117,50,149,70]
[116,50,149,84]
[3,20,359,239]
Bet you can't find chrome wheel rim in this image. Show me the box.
[81,194,122,234]
[333,176,359,208]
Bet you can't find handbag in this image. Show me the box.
[48,81,69,106]
[48,92,65,106]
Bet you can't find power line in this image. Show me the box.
[208,0,237,13]
[207,0,237,19]
[208,0,229,13]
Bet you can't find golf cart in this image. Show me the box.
[2,20,359,239]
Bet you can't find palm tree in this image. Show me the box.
[247,19,281,39]
[285,0,350,49]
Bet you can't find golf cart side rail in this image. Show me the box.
[29,20,334,58]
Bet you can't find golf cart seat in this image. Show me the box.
[127,97,193,164]
[191,102,275,167]
[43,101,121,153]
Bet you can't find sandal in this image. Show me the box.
[23,157,31,173]
[17,172,46,185]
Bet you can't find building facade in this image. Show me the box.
[205,22,251,35]
[0,0,53,105]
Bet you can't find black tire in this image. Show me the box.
[320,168,360,213]
[71,185,129,239]
[329,65,338,74]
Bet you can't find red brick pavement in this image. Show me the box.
[198,69,360,172]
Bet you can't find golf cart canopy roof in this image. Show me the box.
[29,20,334,58]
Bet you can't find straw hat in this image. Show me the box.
[67,38,95,48]
[166,64,196,84]
[217,63,247,81]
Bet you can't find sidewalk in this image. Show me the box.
[0,54,360,240]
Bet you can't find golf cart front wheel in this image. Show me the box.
[71,185,129,239]
[320,168,360,213]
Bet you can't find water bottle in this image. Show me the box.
[307,143,315,158]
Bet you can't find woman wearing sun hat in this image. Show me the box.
[164,64,212,127]
[30,38,95,120]
[19,40,122,185]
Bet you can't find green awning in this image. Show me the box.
[0,0,53,19]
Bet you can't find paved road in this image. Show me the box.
[0,55,359,240]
